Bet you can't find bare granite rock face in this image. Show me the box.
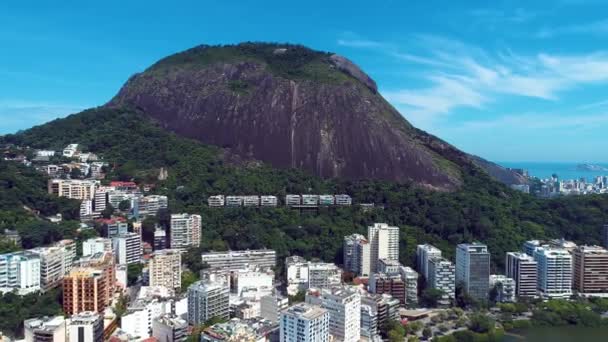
[108,43,525,190]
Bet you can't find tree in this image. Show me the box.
[69,167,83,179]
[421,288,445,308]
[468,313,494,334]
[127,263,143,286]
[118,200,131,211]
[422,327,433,339]
[101,204,114,219]
[288,290,305,304]
[181,270,198,292]
[408,321,423,333]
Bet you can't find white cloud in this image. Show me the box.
[337,39,384,48]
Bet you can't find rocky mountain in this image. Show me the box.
[108,42,525,190]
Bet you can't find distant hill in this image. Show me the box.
[108,42,527,190]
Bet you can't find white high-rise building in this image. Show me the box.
[306,288,361,342]
[286,256,310,296]
[260,294,289,323]
[367,223,399,273]
[308,263,342,290]
[456,243,490,301]
[170,214,202,251]
[416,244,442,281]
[0,251,41,295]
[149,249,182,291]
[68,311,103,342]
[427,257,455,303]
[343,234,370,277]
[82,238,112,257]
[187,280,230,325]
[202,249,276,271]
[505,252,538,299]
[30,240,76,291]
[280,303,330,342]
[112,233,142,265]
[534,247,572,299]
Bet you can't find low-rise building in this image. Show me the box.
[152,314,188,342]
[24,316,66,342]
[489,275,516,303]
[68,311,104,342]
[201,249,276,271]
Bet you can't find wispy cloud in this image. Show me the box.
[339,34,608,129]
[337,39,385,48]
[469,8,537,24]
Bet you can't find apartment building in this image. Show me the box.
[368,223,399,273]
[428,257,456,304]
[170,213,202,250]
[456,243,490,301]
[280,303,330,342]
[0,251,41,295]
[24,316,66,342]
[112,232,142,265]
[48,179,98,200]
[505,252,538,298]
[573,245,608,295]
[201,249,276,271]
[187,280,230,325]
[68,311,104,342]
[149,249,182,291]
[416,244,442,281]
[306,288,361,342]
[534,247,572,299]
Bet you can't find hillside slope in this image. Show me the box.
[108,43,525,190]
[2,108,606,268]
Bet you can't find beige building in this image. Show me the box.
[47,179,98,200]
[573,245,608,295]
[149,249,182,290]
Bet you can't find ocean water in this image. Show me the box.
[498,162,608,181]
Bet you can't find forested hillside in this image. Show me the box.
[2,107,608,269]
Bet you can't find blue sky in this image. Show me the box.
[2,0,608,162]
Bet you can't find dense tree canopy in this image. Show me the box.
[2,108,608,271]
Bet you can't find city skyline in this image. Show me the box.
[2,1,608,162]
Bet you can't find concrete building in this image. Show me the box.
[30,240,76,292]
[154,227,167,251]
[456,243,490,301]
[24,316,66,342]
[260,195,278,207]
[359,303,378,341]
[202,249,276,271]
[75,252,115,307]
[489,275,516,303]
[122,298,176,339]
[284,194,301,206]
[399,266,419,307]
[68,311,103,342]
[334,194,352,206]
[280,303,330,342]
[82,238,112,257]
[47,179,98,200]
[603,224,608,250]
[105,221,128,239]
[0,251,41,295]
[260,294,289,323]
[225,196,242,207]
[152,314,188,342]
[149,249,182,291]
[523,240,543,257]
[427,257,455,304]
[201,318,279,342]
[207,195,225,207]
[416,244,442,281]
[63,144,79,157]
[308,263,342,290]
[306,288,361,342]
[232,266,274,300]
[343,234,371,277]
[286,256,310,296]
[368,273,406,305]
[170,214,202,251]
[319,195,335,206]
[573,245,608,295]
[112,233,142,265]
[505,252,538,299]
[378,259,401,275]
[136,195,168,218]
[367,223,399,273]
[534,247,573,299]
[63,266,112,315]
[187,280,230,325]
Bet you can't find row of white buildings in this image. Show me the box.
[207,194,353,207]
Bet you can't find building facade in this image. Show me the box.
[68,311,103,342]
[0,251,41,295]
[573,245,608,295]
[367,223,399,273]
[187,280,230,325]
[534,247,573,299]
[505,252,538,298]
[427,257,456,303]
[112,233,142,265]
[416,244,442,281]
[170,214,202,251]
[455,243,490,301]
[201,249,276,271]
[280,303,330,342]
[149,249,182,291]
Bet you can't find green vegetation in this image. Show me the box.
[127,263,144,286]
[148,42,352,84]
[2,108,608,271]
[0,290,63,338]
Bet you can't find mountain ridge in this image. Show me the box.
[107,42,526,190]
